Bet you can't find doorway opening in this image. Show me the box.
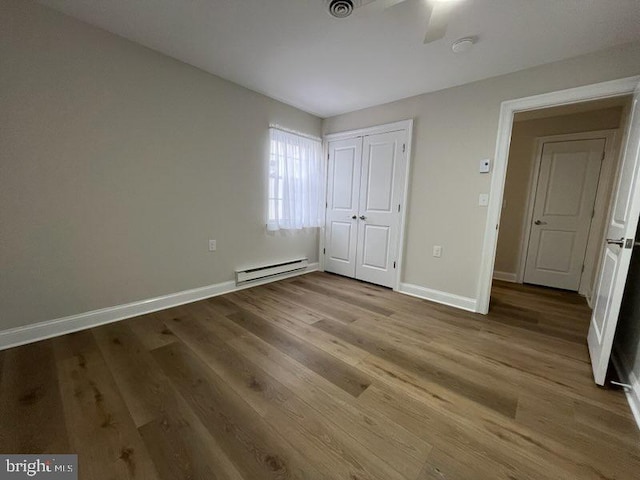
[484,80,640,395]
[493,96,632,306]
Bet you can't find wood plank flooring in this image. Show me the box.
[1,272,639,479]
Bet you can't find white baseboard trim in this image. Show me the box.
[398,283,477,313]
[0,263,319,351]
[493,271,517,283]
[612,350,640,431]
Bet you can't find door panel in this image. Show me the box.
[593,249,617,336]
[364,143,395,212]
[356,130,406,287]
[535,230,575,273]
[361,224,390,269]
[589,83,640,385]
[324,138,362,278]
[524,139,605,290]
[329,221,355,262]
[544,152,591,216]
[612,122,639,225]
[332,148,358,209]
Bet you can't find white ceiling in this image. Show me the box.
[38,0,640,118]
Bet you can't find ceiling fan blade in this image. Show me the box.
[358,0,408,14]
[423,1,454,44]
[378,0,409,8]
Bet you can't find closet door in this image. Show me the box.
[324,137,363,278]
[355,130,406,287]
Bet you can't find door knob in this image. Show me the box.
[534,220,547,225]
[606,238,625,247]
[351,215,357,219]
[359,215,367,220]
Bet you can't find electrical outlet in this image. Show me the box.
[479,193,489,206]
[433,245,442,258]
[208,239,216,252]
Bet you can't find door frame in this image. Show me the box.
[516,130,619,298]
[320,119,414,291]
[477,75,640,314]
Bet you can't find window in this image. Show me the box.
[267,127,322,231]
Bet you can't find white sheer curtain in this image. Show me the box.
[267,128,322,231]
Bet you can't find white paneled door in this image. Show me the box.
[325,129,407,288]
[524,139,605,290]
[588,82,640,385]
[325,137,363,278]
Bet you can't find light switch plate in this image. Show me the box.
[209,239,217,251]
[480,159,491,173]
[479,194,489,206]
[433,245,442,258]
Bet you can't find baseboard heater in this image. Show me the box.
[235,258,308,286]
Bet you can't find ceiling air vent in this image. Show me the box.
[327,0,355,18]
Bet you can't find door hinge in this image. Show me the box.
[323,248,326,254]
[393,261,396,269]
[581,264,585,273]
[591,209,595,219]
[402,143,406,153]
[327,153,330,160]
[398,204,401,213]
[601,152,605,161]
[326,202,328,209]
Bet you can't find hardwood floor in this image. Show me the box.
[1,272,639,479]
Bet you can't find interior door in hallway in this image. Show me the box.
[524,138,605,290]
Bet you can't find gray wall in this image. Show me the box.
[2,0,640,335]
[324,42,640,301]
[0,0,321,330]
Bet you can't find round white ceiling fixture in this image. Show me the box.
[451,37,475,53]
